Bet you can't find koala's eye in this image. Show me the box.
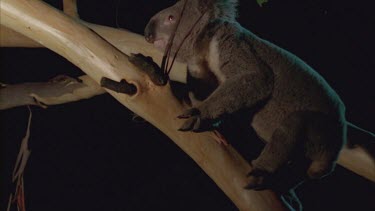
[168,15,174,21]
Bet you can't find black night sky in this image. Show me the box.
[1,0,374,210]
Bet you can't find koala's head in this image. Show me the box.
[144,0,238,51]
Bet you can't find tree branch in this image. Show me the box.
[0,0,79,47]
[63,0,79,18]
[0,75,106,110]
[0,25,42,47]
[0,22,187,83]
[338,146,375,182]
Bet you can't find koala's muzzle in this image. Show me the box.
[144,20,156,43]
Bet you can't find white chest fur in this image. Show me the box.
[207,37,226,83]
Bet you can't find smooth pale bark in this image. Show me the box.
[0,25,42,47]
[0,23,186,83]
[338,146,375,181]
[1,0,78,47]
[0,0,286,210]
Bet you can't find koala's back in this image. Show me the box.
[208,22,346,140]
[253,35,345,140]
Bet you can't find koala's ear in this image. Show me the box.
[195,0,213,12]
[213,0,239,20]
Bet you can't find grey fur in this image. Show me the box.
[145,0,347,190]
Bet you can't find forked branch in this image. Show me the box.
[0,0,286,210]
[1,0,374,210]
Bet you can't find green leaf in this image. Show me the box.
[257,0,269,7]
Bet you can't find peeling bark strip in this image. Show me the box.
[8,108,32,211]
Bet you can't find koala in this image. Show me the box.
[143,0,373,191]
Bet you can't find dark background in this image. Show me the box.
[1,0,374,210]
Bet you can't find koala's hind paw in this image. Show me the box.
[245,168,272,191]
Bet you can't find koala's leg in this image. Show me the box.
[178,73,272,132]
[246,112,345,190]
[305,113,345,179]
[246,112,305,190]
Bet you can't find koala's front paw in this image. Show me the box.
[245,168,272,191]
[128,53,168,86]
[177,108,211,132]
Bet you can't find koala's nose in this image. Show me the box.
[145,33,154,43]
[144,21,156,43]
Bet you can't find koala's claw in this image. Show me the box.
[177,108,200,119]
[178,108,212,132]
[245,168,271,191]
[247,168,268,177]
[178,116,201,132]
[245,177,266,190]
